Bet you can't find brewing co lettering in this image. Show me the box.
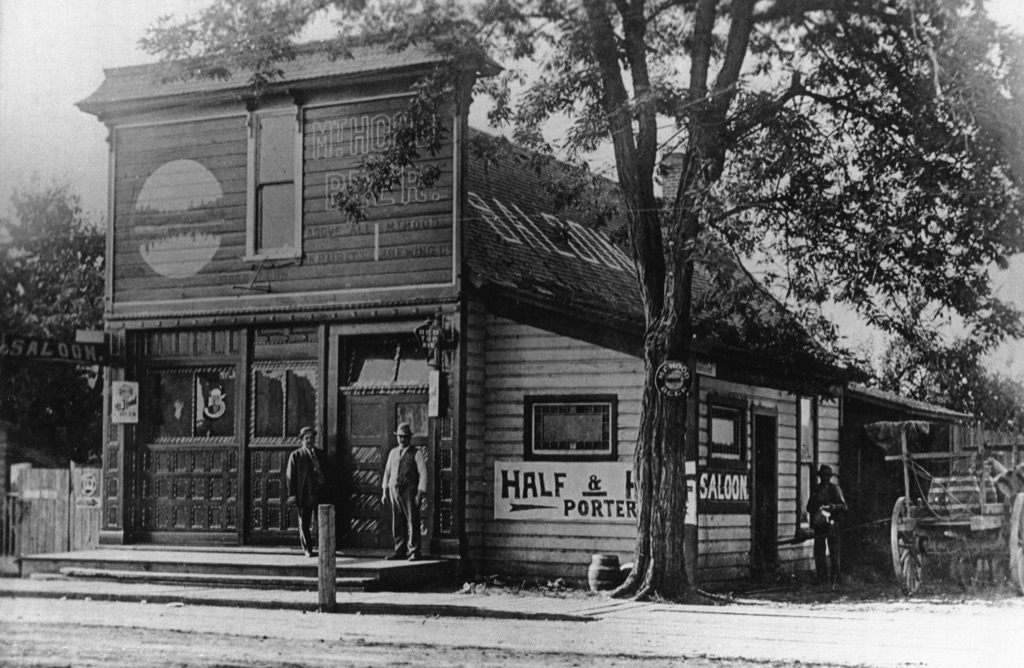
[493,461,636,523]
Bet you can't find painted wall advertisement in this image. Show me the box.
[493,461,635,523]
[110,381,139,424]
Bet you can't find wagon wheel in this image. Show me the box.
[1010,493,1024,594]
[891,496,923,595]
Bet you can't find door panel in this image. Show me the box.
[752,414,778,570]
[339,393,428,549]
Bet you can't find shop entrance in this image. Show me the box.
[339,393,428,548]
[751,413,778,571]
[336,335,430,550]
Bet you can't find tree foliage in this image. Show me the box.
[0,181,105,464]
[877,338,1024,434]
[143,0,1024,598]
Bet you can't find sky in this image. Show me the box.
[1,0,1022,379]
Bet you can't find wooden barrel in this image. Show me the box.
[588,553,621,592]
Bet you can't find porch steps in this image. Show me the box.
[52,567,376,592]
[18,547,454,592]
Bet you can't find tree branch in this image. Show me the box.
[726,72,803,140]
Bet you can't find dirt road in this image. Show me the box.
[1,595,1021,667]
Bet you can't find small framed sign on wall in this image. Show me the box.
[111,381,139,424]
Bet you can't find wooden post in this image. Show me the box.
[901,429,911,502]
[317,504,336,613]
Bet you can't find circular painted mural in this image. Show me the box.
[133,159,224,279]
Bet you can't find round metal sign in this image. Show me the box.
[655,361,691,397]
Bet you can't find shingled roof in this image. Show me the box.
[463,131,847,380]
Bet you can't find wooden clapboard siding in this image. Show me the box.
[113,116,248,308]
[476,314,643,581]
[109,95,456,319]
[697,378,793,580]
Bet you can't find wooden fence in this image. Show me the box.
[1,464,101,572]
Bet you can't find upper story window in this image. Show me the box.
[707,395,746,467]
[248,108,302,259]
[524,395,617,461]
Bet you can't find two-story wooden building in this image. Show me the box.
[79,45,848,584]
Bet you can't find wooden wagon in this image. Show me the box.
[888,439,1024,595]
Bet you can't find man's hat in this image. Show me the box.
[395,422,413,437]
[818,464,834,478]
[299,426,317,438]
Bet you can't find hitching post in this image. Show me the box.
[318,504,336,612]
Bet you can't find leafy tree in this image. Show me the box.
[143,0,1024,598]
[877,338,1024,434]
[0,181,105,464]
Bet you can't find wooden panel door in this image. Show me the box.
[752,414,778,571]
[340,393,428,549]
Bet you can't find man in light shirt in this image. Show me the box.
[381,422,427,560]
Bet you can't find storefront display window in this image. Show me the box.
[150,367,236,440]
[252,363,317,440]
[524,395,616,461]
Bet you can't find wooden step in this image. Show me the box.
[53,567,377,591]
[18,548,455,591]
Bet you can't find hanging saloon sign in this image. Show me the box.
[0,333,107,365]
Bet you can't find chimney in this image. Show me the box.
[661,152,686,209]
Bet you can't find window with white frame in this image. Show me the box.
[797,396,818,531]
[524,395,617,461]
[248,109,301,258]
[707,395,746,466]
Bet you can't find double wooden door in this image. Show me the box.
[339,392,428,549]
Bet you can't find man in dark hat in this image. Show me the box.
[381,422,427,560]
[286,426,325,557]
[807,464,847,586]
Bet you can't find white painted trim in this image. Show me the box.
[294,106,304,254]
[106,129,117,318]
[112,109,246,131]
[302,91,414,110]
[246,111,257,258]
[112,282,458,310]
[450,106,461,287]
[247,106,301,258]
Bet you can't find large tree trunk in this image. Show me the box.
[613,328,692,599]
[584,0,751,600]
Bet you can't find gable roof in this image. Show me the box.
[463,131,850,381]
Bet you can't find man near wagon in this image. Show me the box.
[286,426,325,557]
[807,464,847,586]
[382,422,428,561]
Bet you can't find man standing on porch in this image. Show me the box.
[382,422,427,561]
[286,426,325,557]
